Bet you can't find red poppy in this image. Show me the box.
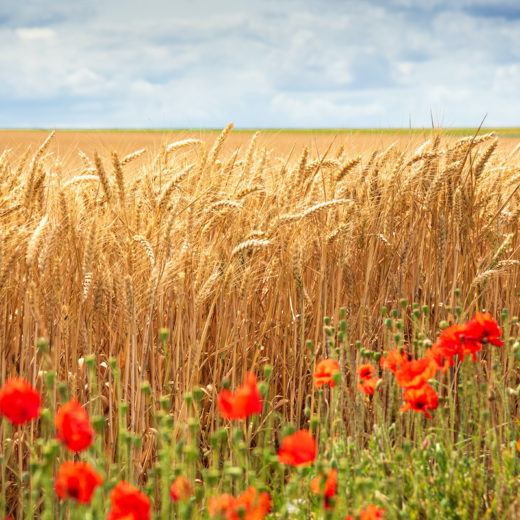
[433,323,483,363]
[400,384,439,419]
[359,504,386,519]
[218,372,262,420]
[431,324,464,364]
[395,358,437,389]
[358,364,375,380]
[465,312,504,347]
[357,377,381,395]
[208,494,236,518]
[170,475,193,502]
[424,346,450,374]
[107,481,151,520]
[277,429,317,467]
[310,469,337,509]
[0,378,41,425]
[233,487,272,520]
[314,359,340,388]
[55,461,103,504]
[380,349,409,373]
[55,399,94,452]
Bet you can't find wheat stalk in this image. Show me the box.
[230,239,270,260]
[94,153,112,202]
[121,148,146,166]
[26,215,49,267]
[134,235,155,267]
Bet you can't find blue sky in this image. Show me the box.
[1,0,519,128]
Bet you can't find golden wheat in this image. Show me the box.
[0,129,519,463]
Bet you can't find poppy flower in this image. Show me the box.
[359,504,386,519]
[433,323,482,363]
[277,429,317,467]
[310,468,337,509]
[424,346,450,374]
[465,312,504,347]
[55,399,94,452]
[208,493,236,518]
[107,481,151,520]
[357,377,381,395]
[395,358,437,389]
[170,475,193,502]
[431,324,464,364]
[380,349,409,373]
[233,487,272,519]
[358,364,375,381]
[218,372,262,420]
[0,378,41,425]
[314,359,340,388]
[55,461,103,504]
[400,384,439,419]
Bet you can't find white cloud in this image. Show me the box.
[269,94,384,126]
[1,1,520,127]
[16,27,55,40]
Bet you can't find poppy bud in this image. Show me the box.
[37,337,49,353]
[193,387,204,402]
[159,328,169,342]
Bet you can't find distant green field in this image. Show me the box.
[252,127,520,138]
[7,127,520,138]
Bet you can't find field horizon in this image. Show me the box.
[2,127,520,136]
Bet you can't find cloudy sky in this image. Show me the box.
[1,0,519,128]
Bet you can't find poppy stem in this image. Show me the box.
[0,421,11,519]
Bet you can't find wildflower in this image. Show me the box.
[465,312,504,347]
[55,399,94,452]
[357,377,381,395]
[0,378,41,425]
[400,384,439,419]
[310,468,337,509]
[434,323,482,363]
[170,475,193,502]
[208,488,271,519]
[380,349,409,373]
[359,504,386,519]
[395,358,437,389]
[434,314,503,363]
[55,461,103,504]
[277,429,317,467]
[314,359,340,388]
[233,487,272,519]
[516,438,520,452]
[208,493,235,518]
[358,364,375,381]
[431,325,463,364]
[107,481,151,520]
[424,346,450,374]
[218,372,262,420]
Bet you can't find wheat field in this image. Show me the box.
[1,126,520,466]
[3,126,520,517]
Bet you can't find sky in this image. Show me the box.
[0,0,519,128]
